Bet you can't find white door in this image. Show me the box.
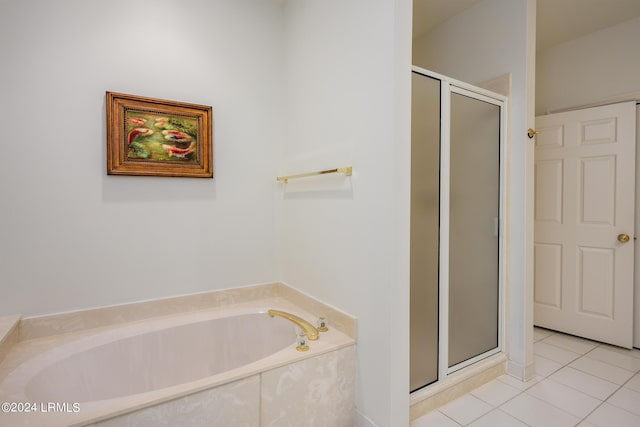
[534,102,636,348]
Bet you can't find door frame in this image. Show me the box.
[534,101,637,348]
[411,66,508,387]
[636,104,640,348]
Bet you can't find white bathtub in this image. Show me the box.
[25,312,294,404]
[0,298,356,426]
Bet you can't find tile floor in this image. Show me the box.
[411,328,640,426]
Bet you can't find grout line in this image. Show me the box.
[572,347,640,424]
[480,391,527,424]
[576,398,605,425]
[439,410,463,426]
[579,376,637,426]
[505,339,599,425]
[526,338,640,425]
[534,339,587,363]
[415,330,640,426]
[536,340,605,424]
[532,353,567,378]
[517,382,590,423]
[547,365,619,401]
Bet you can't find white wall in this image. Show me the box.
[0,0,285,316]
[280,1,412,425]
[1,0,415,424]
[413,0,537,380]
[536,17,640,115]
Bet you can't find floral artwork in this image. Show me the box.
[106,92,213,178]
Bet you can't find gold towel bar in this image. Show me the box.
[276,166,352,183]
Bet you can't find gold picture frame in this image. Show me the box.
[106,92,213,178]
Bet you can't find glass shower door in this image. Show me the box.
[448,90,501,369]
[410,68,504,393]
[410,72,441,391]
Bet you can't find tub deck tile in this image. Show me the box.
[0,315,20,365]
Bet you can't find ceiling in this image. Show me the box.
[413,0,640,51]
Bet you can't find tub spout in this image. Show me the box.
[267,309,319,341]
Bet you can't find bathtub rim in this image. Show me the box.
[0,297,356,427]
[17,281,357,342]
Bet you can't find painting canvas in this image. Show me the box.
[107,92,213,178]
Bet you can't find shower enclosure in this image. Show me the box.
[410,66,506,392]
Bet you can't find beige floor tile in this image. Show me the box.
[570,356,635,385]
[534,341,581,365]
[607,387,640,416]
[471,379,521,407]
[469,408,528,427]
[500,393,581,427]
[548,366,618,400]
[541,333,597,355]
[439,393,493,425]
[526,378,602,418]
[411,410,461,427]
[585,402,640,427]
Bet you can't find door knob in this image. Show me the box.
[618,233,631,243]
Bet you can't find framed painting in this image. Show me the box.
[106,92,213,178]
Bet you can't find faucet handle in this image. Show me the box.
[296,330,310,352]
[317,317,329,332]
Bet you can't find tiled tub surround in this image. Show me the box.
[0,316,20,365]
[0,284,356,427]
[94,347,356,427]
[16,282,356,341]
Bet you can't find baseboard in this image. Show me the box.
[355,410,378,427]
[506,358,536,381]
[409,353,507,421]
